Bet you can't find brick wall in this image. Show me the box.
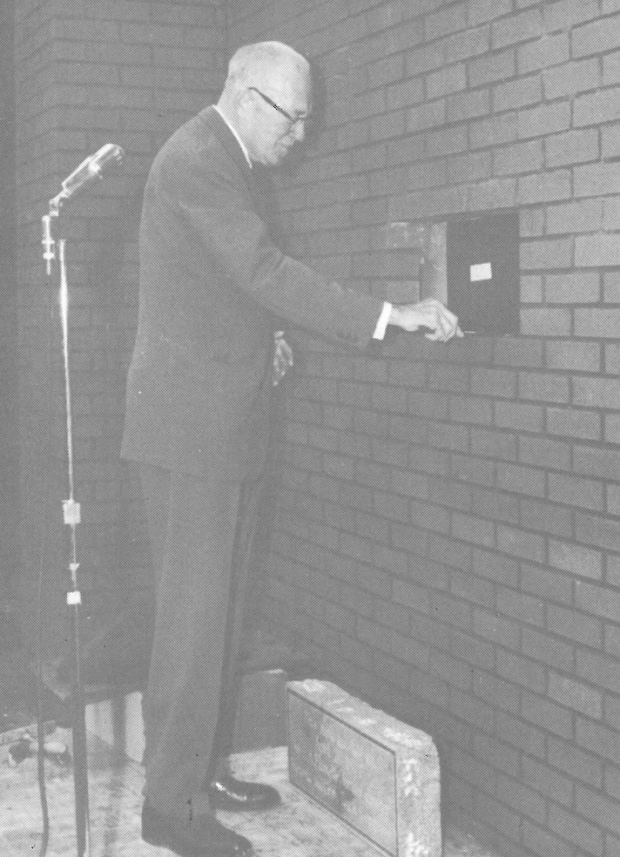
[10,0,620,853]
[13,0,226,653]
[0,0,19,649]
[227,2,620,856]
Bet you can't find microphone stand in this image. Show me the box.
[41,145,123,856]
[42,192,91,857]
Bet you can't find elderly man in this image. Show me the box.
[122,40,460,857]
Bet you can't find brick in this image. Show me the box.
[518,169,571,205]
[522,755,574,807]
[449,396,493,425]
[431,649,472,691]
[518,101,570,139]
[497,710,546,757]
[520,498,572,537]
[386,77,424,114]
[518,370,570,403]
[577,648,620,696]
[521,308,571,336]
[369,111,406,143]
[493,74,542,113]
[494,400,543,433]
[468,47,516,87]
[443,25,490,64]
[515,203,543,237]
[426,62,466,99]
[496,772,547,825]
[576,235,620,268]
[472,487,520,524]
[366,53,405,90]
[451,512,495,548]
[544,58,601,100]
[547,604,602,649]
[546,128,600,168]
[548,802,604,856]
[405,42,446,78]
[545,273,600,306]
[521,238,572,270]
[522,691,574,740]
[474,606,520,652]
[574,444,620,482]
[576,579,620,622]
[522,820,575,857]
[446,89,491,122]
[494,139,543,176]
[424,124,468,156]
[577,785,620,840]
[469,176,517,210]
[546,199,603,234]
[548,473,604,511]
[549,407,598,441]
[605,414,620,444]
[424,2,468,40]
[497,462,545,497]
[575,161,620,199]
[550,735,603,793]
[576,511,620,553]
[406,99,446,132]
[469,367,515,398]
[519,32,569,73]
[469,111,518,149]
[474,671,519,715]
[491,7,543,49]
[604,198,620,232]
[574,376,620,409]
[469,0,512,25]
[497,524,546,563]
[544,0,601,32]
[494,336,543,367]
[573,13,620,59]
[574,87,620,128]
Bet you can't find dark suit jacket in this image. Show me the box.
[121,106,385,481]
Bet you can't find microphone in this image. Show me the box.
[43,143,125,274]
[60,142,124,200]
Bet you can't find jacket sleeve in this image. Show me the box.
[153,138,386,351]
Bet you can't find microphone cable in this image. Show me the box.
[34,279,57,857]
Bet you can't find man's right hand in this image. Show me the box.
[389,298,463,342]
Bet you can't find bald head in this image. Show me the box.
[222,41,311,99]
[217,41,313,167]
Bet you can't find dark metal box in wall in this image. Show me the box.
[287,679,441,857]
[446,208,520,335]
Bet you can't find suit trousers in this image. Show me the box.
[139,462,265,819]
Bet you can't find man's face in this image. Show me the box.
[242,69,312,167]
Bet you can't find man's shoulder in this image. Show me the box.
[153,106,243,179]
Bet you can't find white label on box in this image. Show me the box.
[470,261,492,281]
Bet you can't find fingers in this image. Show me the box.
[420,299,461,341]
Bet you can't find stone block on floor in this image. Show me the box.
[287,678,441,857]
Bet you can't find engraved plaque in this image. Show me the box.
[287,680,441,857]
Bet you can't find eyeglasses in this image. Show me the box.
[248,86,308,127]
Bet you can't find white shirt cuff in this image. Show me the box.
[373,302,392,340]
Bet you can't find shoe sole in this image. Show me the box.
[143,825,254,857]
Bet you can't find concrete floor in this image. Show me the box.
[0,687,502,857]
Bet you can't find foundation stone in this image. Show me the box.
[287,679,441,857]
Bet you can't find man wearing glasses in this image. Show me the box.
[122,40,460,857]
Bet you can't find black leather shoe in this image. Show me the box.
[207,773,281,812]
[142,799,254,857]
